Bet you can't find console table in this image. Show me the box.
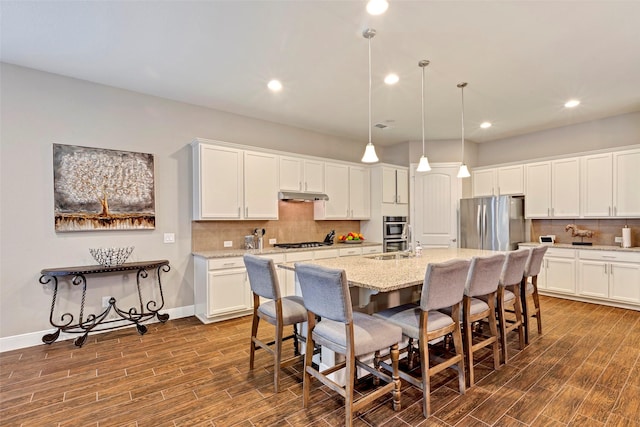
[39,260,170,347]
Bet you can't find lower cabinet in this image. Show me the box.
[538,248,576,294]
[578,250,640,304]
[194,257,252,324]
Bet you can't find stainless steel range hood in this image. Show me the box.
[278,191,329,202]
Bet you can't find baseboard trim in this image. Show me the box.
[0,305,195,353]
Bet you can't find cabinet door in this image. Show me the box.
[609,262,640,303]
[279,156,303,191]
[304,160,325,192]
[244,151,279,219]
[578,260,609,298]
[613,149,640,217]
[472,169,496,197]
[382,167,397,203]
[396,168,409,204]
[545,257,576,294]
[197,144,243,219]
[323,163,350,218]
[349,166,370,219]
[582,153,613,217]
[552,158,580,217]
[260,254,287,297]
[207,268,251,316]
[525,162,551,218]
[497,165,524,195]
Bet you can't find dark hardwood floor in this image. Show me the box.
[1,295,639,426]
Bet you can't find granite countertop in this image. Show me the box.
[192,241,383,259]
[519,242,640,253]
[279,247,501,293]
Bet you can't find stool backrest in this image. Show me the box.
[465,254,506,297]
[499,249,529,287]
[244,254,280,300]
[295,263,352,323]
[524,246,548,277]
[420,259,471,311]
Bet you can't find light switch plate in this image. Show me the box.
[615,236,623,243]
[223,241,233,248]
[269,238,277,245]
[163,233,175,243]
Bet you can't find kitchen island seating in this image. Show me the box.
[295,263,402,427]
[243,254,307,393]
[373,258,471,418]
[495,249,529,364]
[521,246,548,344]
[461,253,506,387]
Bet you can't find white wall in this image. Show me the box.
[0,63,373,343]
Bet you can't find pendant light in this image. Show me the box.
[416,60,431,172]
[456,82,470,178]
[361,28,379,164]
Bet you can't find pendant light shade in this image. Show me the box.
[416,60,431,172]
[457,82,470,178]
[361,28,379,164]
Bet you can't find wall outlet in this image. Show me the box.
[223,241,233,248]
[615,236,623,243]
[269,238,277,245]
[163,233,175,243]
[102,296,113,308]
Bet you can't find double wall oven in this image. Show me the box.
[383,216,408,252]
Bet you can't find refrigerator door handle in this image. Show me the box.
[482,203,487,242]
[476,205,482,240]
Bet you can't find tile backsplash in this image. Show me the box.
[192,201,361,251]
[531,218,639,247]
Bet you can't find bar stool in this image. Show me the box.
[373,259,471,418]
[521,246,548,344]
[295,263,402,427]
[244,254,307,393]
[461,254,505,386]
[496,249,529,364]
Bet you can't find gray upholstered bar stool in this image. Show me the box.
[243,254,307,393]
[373,259,471,418]
[495,249,529,364]
[460,254,505,386]
[521,246,548,345]
[295,263,402,427]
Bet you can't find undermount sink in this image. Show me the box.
[365,252,414,261]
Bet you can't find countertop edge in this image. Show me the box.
[193,241,383,259]
[518,242,640,252]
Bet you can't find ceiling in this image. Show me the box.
[2,1,639,146]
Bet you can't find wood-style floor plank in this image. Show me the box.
[1,295,639,426]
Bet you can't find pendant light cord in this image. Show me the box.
[368,35,372,147]
[458,82,468,161]
[421,64,425,154]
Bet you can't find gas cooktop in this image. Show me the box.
[274,242,333,249]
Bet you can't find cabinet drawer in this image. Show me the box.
[315,249,339,259]
[339,247,362,257]
[546,248,576,258]
[578,250,640,263]
[208,257,245,270]
[362,245,383,255]
[285,251,314,262]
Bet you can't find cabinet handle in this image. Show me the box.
[300,181,303,191]
[245,207,248,217]
[305,182,308,191]
[609,206,612,216]
[238,207,241,217]
[351,209,354,217]
[602,256,616,259]
[223,262,235,267]
[614,206,617,216]
[604,264,607,274]
[547,208,550,216]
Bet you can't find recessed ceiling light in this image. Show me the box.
[480,122,492,129]
[384,73,399,85]
[564,99,580,108]
[366,0,389,15]
[267,79,283,92]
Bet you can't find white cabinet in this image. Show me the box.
[192,142,278,220]
[538,248,576,294]
[581,153,613,217]
[362,245,383,255]
[260,254,287,297]
[279,156,324,193]
[525,159,579,218]
[578,251,640,304]
[382,166,409,204]
[613,149,640,217]
[314,163,370,220]
[194,257,252,324]
[472,165,524,197]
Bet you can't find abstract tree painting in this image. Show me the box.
[53,144,155,231]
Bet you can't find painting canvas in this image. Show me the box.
[53,144,155,231]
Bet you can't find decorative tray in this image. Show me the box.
[338,240,363,244]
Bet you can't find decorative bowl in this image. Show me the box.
[89,246,134,267]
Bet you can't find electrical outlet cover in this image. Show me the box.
[223,241,233,248]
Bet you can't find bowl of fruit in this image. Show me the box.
[338,232,365,244]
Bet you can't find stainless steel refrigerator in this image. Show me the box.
[459,195,525,251]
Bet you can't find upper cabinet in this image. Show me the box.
[472,165,524,197]
[279,156,324,193]
[613,149,640,217]
[382,166,409,204]
[525,158,579,218]
[314,162,370,220]
[192,141,278,220]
